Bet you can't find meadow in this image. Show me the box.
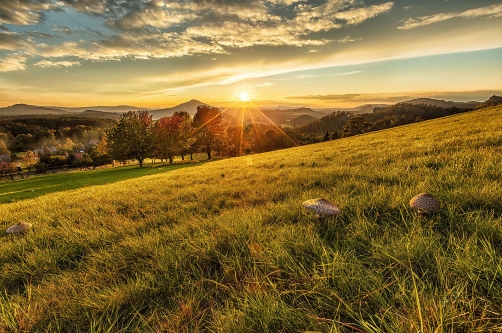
[0,158,206,204]
[0,106,501,332]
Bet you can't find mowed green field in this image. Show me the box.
[0,158,208,204]
[1,106,501,332]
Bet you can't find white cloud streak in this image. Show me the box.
[0,54,27,72]
[0,1,56,25]
[35,60,81,68]
[399,3,502,30]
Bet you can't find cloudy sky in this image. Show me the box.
[0,0,501,108]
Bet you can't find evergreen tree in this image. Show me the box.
[342,116,371,137]
[323,131,330,142]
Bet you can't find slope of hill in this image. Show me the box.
[475,95,502,109]
[403,98,479,109]
[314,104,391,114]
[149,99,207,119]
[288,114,318,126]
[70,110,123,120]
[0,104,68,116]
[221,107,326,126]
[55,105,141,113]
[1,106,501,331]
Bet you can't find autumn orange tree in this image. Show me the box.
[153,111,194,164]
[192,105,226,160]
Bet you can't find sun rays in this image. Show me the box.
[239,91,250,102]
[210,90,298,156]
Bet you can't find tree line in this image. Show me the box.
[0,116,114,153]
[293,103,472,144]
[0,102,478,177]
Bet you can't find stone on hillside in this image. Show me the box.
[6,222,32,234]
[303,198,341,219]
[409,193,440,214]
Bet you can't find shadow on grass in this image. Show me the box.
[0,161,209,204]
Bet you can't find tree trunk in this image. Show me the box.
[168,156,173,164]
[139,158,143,167]
[207,149,212,160]
[181,155,185,161]
[190,154,193,160]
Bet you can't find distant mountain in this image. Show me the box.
[475,95,502,109]
[220,107,327,126]
[0,104,68,116]
[288,115,318,126]
[54,105,141,113]
[402,98,479,109]
[314,104,391,114]
[353,104,391,114]
[70,110,122,120]
[149,99,207,119]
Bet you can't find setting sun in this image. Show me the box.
[239,92,250,102]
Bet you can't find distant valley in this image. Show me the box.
[0,97,489,126]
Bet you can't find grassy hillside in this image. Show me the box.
[0,159,206,204]
[1,106,501,332]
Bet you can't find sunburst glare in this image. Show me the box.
[239,91,250,102]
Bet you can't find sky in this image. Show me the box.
[0,0,501,109]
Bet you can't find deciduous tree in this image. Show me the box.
[154,111,194,164]
[192,105,226,160]
[21,150,38,174]
[105,110,155,167]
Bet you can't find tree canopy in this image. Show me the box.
[192,105,226,160]
[105,110,155,167]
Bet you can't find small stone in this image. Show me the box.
[409,193,440,214]
[6,222,33,234]
[303,198,341,219]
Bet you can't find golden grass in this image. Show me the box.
[0,106,501,332]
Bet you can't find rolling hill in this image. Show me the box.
[0,104,68,116]
[402,98,479,109]
[1,105,501,331]
[54,105,142,113]
[288,114,318,126]
[149,99,207,119]
[475,95,502,109]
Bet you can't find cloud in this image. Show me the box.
[268,0,305,5]
[26,31,55,40]
[398,3,502,30]
[0,32,29,50]
[56,0,393,54]
[35,60,81,68]
[57,0,115,15]
[51,26,73,35]
[255,82,274,87]
[337,36,362,43]
[334,2,394,25]
[0,0,56,25]
[286,93,362,101]
[334,70,363,75]
[0,54,27,72]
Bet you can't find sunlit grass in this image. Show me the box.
[0,157,207,203]
[0,106,501,332]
